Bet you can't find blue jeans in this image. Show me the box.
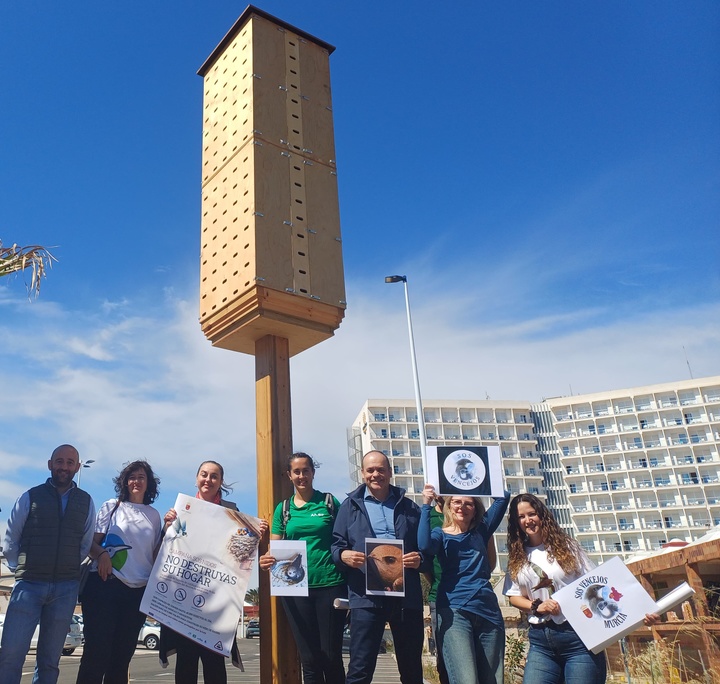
[523,622,606,684]
[346,602,423,684]
[0,579,79,684]
[438,607,504,684]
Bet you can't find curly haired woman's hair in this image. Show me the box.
[113,460,160,505]
[442,496,486,532]
[506,493,582,581]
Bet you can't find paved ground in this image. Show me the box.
[24,640,408,683]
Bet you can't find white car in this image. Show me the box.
[0,613,84,656]
[138,620,161,650]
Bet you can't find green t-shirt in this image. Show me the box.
[271,490,345,589]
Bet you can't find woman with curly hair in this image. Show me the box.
[502,493,657,684]
[77,461,162,684]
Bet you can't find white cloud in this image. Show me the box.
[0,276,717,527]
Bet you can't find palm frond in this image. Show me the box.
[0,240,57,297]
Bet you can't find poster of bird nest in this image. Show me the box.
[269,540,308,596]
[140,494,262,657]
[365,539,405,596]
[426,446,504,497]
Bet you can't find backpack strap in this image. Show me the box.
[281,498,291,540]
[324,492,336,519]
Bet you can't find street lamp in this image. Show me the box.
[384,275,428,476]
[77,459,95,488]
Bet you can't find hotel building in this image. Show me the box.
[347,375,720,570]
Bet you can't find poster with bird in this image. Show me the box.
[140,494,262,657]
[365,538,405,596]
[269,540,308,596]
[553,556,658,654]
[426,446,504,497]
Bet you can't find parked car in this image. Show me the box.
[342,626,386,654]
[71,615,84,644]
[0,613,83,656]
[245,619,260,638]
[138,619,161,650]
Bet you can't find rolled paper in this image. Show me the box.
[655,582,695,614]
[333,597,350,610]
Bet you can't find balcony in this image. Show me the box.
[702,476,720,484]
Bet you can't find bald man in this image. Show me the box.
[331,451,426,684]
[0,445,95,684]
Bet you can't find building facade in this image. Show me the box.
[347,376,720,570]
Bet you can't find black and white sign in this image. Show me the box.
[426,446,503,497]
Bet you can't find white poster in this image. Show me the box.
[140,494,262,657]
[425,445,504,498]
[553,556,658,654]
[269,540,308,596]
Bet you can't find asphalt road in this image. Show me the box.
[26,639,403,683]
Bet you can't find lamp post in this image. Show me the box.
[384,275,428,476]
[77,459,95,488]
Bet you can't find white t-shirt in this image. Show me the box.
[94,499,162,588]
[503,544,594,624]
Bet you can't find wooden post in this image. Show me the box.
[255,334,300,684]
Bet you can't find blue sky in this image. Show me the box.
[1,1,718,530]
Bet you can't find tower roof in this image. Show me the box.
[198,4,335,76]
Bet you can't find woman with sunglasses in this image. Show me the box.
[419,484,509,684]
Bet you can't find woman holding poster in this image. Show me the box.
[259,453,346,684]
[160,460,243,684]
[503,493,658,684]
[418,483,509,684]
[77,460,163,684]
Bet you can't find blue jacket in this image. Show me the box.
[331,483,427,609]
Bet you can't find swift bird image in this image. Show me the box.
[530,563,555,593]
[271,554,306,587]
[225,509,262,570]
[165,517,187,541]
[102,542,132,559]
[367,544,404,592]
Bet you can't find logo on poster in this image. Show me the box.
[574,578,628,628]
[442,450,486,490]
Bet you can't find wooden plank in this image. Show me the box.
[255,335,300,684]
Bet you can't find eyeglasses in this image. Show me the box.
[450,500,475,509]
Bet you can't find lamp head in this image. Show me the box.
[384,275,407,284]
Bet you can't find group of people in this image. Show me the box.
[0,446,257,684]
[0,444,658,684]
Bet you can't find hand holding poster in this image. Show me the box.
[553,556,658,654]
[269,540,309,596]
[139,494,262,657]
[425,446,504,497]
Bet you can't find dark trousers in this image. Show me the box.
[346,602,423,684]
[76,572,147,684]
[281,584,347,684]
[174,633,227,684]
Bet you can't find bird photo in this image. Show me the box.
[224,509,262,570]
[366,541,404,595]
[269,540,309,596]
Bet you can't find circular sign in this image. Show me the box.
[442,449,486,490]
